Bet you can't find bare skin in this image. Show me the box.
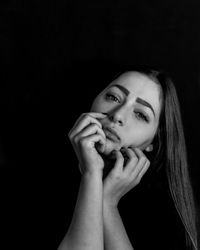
[58,71,162,250]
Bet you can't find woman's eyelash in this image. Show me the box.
[105,93,120,103]
[105,94,149,122]
[135,112,149,122]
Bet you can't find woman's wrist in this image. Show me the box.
[103,195,119,209]
[79,162,104,177]
[82,168,104,181]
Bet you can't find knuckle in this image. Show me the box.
[135,178,140,185]
[73,135,79,144]
[140,156,146,162]
[126,149,133,157]
[67,130,72,139]
[79,137,87,146]
[84,113,93,119]
[84,114,102,127]
[82,113,89,120]
[146,160,150,166]
[78,113,85,121]
[68,134,73,142]
[91,123,99,130]
[113,172,121,179]
[131,155,138,162]
[68,133,72,140]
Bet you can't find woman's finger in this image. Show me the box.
[112,150,124,173]
[123,148,138,172]
[69,113,106,138]
[127,147,147,176]
[131,147,147,167]
[79,133,106,150]
[131,147,146,160]
[73,123,106,144]
[136,159,150,182]
[69,113,102,137]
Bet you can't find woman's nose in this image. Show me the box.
[108,107,127,126]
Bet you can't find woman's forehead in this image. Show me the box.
[109,71,156,88]
[109,72,160,98]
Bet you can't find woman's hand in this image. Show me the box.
[68,112,107,176]
[103,147,150,207]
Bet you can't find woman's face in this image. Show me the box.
[91,71,162,155]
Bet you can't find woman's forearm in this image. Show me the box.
[103,201,134,250]
[58,172,104,250]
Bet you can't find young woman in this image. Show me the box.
[58,66,198,250]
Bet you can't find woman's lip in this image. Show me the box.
[103,127,120,142]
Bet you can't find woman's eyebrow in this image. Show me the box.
[109,84,155,117]
[136,97,155,117]
[111,84,130,96]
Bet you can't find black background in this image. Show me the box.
[1,0,200,249]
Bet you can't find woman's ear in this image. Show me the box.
[145,144,153,152]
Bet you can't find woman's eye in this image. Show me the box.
[105,93,120,103]
[135,112,149,123]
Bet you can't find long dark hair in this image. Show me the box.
[112,65,198,250]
